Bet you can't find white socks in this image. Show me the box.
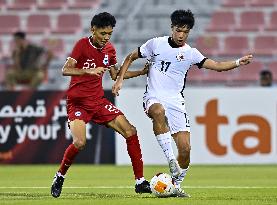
[136,177,145,185]
[175,167,189,186]
[156,132,189,186]
[156,132,176,163]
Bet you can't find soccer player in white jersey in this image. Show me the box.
[112,9,253,197]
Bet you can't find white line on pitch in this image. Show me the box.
[0,186,276,189]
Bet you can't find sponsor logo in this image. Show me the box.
[103,54,109,65]
[75,111,81,116]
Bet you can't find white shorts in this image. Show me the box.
[143,96,190,134]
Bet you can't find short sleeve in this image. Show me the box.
[191,48,206,68]
[70,39,83,62]
[139,38,155,59]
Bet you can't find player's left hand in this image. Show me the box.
[239,54,253,66]
[112,79,123,96]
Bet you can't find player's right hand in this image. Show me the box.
[112,79,123,96]
[85,67,109,76]
[239,54,253,66]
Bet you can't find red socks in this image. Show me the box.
[58,136,144,179]
[58,144,79,175]
[126,135,144,179]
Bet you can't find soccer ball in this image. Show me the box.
[150,173,175,197]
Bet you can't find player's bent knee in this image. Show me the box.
[73,138,86,150]
[149,107,165,120]
[124,125,137,138]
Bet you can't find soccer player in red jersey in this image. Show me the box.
[51,12,151,198]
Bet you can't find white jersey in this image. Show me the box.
[139,36,206,100]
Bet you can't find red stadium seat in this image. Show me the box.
[267,61,277,82]
[250,0,275,7]
[7,0,36,10]
[254,36,277,56]
[52,13,82,34]
[186,66,206,83]
[26,14,51,34]
[267,61,277,71]
[0,40,3,58]
[0,0,7,7]
[37,0,68,10]
[195,36,219,57]
[206,11,236,32]
[219,36,249,56]
[231,61,264,83]
[204,69,235,83]
[222,0,248,7]
[0,15,20,34]
[236,11,265,32]
[68,0,100,9]
[41,38,65,59]
[266,11,277,31]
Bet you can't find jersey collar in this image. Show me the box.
[88,36,104,50]
[168,37,185,48]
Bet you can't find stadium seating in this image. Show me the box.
[202,69,235,84]
[0,0,6,7]
[250,0,276,7]
[231,61,263,83]
[26,14,51,34]
[41,38,65,59]
[0,0,276,88]
[236,11,265,32]
[186,66,206,84]
[266,11,277,31]
[37,0,68,10]
[51,13,82,34]
[223,0,277,8]
[6,0,36,10]
[0,40,3,58]
[195,36,219,57]
[222,0,248,7]
[254,36,277,56]
[68,0,100,9]
[219,36,249,56]
[206,11,236,32]
[0,15,20,34]
[267,61,277,82]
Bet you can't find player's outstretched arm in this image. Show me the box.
[123,62,149,79]
[203,54,253,72]
[112,49,139,96]
[110,62,149,81]
[62,58,108,76]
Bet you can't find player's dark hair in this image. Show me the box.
[170,9,195,29]
[13,31,26,39]
[91,12,116,28]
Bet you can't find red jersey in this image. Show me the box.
[66,37,117,100]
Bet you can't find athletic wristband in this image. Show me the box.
[235,58,240,67]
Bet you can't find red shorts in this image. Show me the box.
[67,97,123,124]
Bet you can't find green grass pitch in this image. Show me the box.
[0,165,276,205]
